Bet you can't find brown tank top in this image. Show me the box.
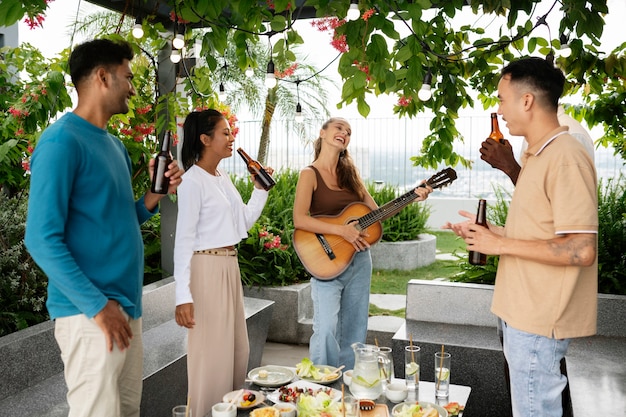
[309,166,362,216]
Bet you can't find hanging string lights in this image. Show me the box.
[295,80,303,122]
[131,17,144,39]
[347,0,360,21]
[417,70,433,101]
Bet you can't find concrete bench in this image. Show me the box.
[0,277,274,417]
[393,279,626,417]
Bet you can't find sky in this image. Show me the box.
[15,0,626,122]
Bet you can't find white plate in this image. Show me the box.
[391,401,448,417]
[266,379,342,404]
[248,365,296,387]
[296,364,342,385]
[222,389,265,409]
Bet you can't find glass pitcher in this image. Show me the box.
[349,343,383,400]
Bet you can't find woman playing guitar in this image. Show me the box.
[292,117,432,369]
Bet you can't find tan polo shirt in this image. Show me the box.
[491,126,598,339]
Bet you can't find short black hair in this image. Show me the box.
[69,39,134,87]
[501,57,565,111]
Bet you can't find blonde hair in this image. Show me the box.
[313,117,365,200]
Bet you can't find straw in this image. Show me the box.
[341,384,346,417]
[436,344,445,390]
[184,395,190,417]
[409,334,415,363]
[374,337,379,347]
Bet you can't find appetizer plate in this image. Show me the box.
[296,364,342,385]
[248,365,296,387]
[266,379,341,404]
[391,401,448,417]
[223,389,265,409]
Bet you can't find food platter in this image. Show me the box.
[391,401,448,417]
[296,364,342,385]
[223,389,265,409]
[266,379,341,404]
[248,365,296,387]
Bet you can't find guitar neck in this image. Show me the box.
[358,185,424,229]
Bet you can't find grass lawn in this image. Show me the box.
[369,230,467,317]
[370,230,466,295]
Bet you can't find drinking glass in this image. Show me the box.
[434,351,451,398]
[341,395,360,417]
[172,405,190,417]
[378,346,393,388]
[404,345,420,391]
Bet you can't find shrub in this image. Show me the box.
[234,170,310,286]
[450,179,626,295]
[0,193,48,336]
[367,182,431,242]
[597,174,626,295]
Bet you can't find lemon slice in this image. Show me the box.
[406,362,419,376]
[436,367,450,381]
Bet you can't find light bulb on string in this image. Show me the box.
[173,34,185,50]
[559,33,572,58]
[265,60,277,88]
[245,65,254,77]
[170,49,181,64]
[418,71,433,101]
[131,20,144,39]
[295,103,304,123]
[347,0,360,21]
[218,83,226,101]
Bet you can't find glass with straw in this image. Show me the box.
[435,345,451,398]
[404,336,420,397]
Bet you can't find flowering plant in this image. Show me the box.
[237,217,309,287]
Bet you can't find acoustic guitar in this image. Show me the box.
[293,167,457,280]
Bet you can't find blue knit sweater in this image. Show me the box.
[25,113,156,320]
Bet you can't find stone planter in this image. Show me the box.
[243,282,313,345]
[370,233,436,270]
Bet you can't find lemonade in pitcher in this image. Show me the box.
[350,344,382,400]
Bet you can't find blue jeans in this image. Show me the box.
[502,321,571,417]
[309,250,372,369]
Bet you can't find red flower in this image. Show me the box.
[362,9,375,21]
[331,34,349,53]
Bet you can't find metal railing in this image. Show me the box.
[222,115,625,199]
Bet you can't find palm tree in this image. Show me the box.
[214,32,335,165]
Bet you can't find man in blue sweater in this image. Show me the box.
[25,39,182,417]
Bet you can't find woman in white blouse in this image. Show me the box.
[174,109,273,416]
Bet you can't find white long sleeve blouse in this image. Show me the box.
[173,164,268,305]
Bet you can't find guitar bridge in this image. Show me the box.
[315,234,336,260]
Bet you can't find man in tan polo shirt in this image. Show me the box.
[444,57,598,417]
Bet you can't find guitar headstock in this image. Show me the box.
[425,167,457,190]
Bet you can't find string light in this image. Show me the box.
[295,80,303,122]
[170,49,181,63]
[418,70,432,101]
[347,0,360,21]
[245,65,254,77]
[558,33,571,58]
[173,33,185,50]
[265,59,277,88]
[218,82,226,101]
[131,18,144,39]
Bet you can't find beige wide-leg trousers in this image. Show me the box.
[188,253,249,417]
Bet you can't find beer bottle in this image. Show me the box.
[237,148,276,191]
[468,199,488,265]
[488,112,504,143]
[150,131,172,194]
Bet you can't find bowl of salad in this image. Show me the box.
[391,401,448,417]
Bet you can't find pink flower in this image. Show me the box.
[398,96,412,107]
[136,105,152,115]
[22,160,30,172]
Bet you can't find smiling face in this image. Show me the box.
[320,118,352,150]
[202,117,234,160]
[104,59,136,116]
[496,74,529,138]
